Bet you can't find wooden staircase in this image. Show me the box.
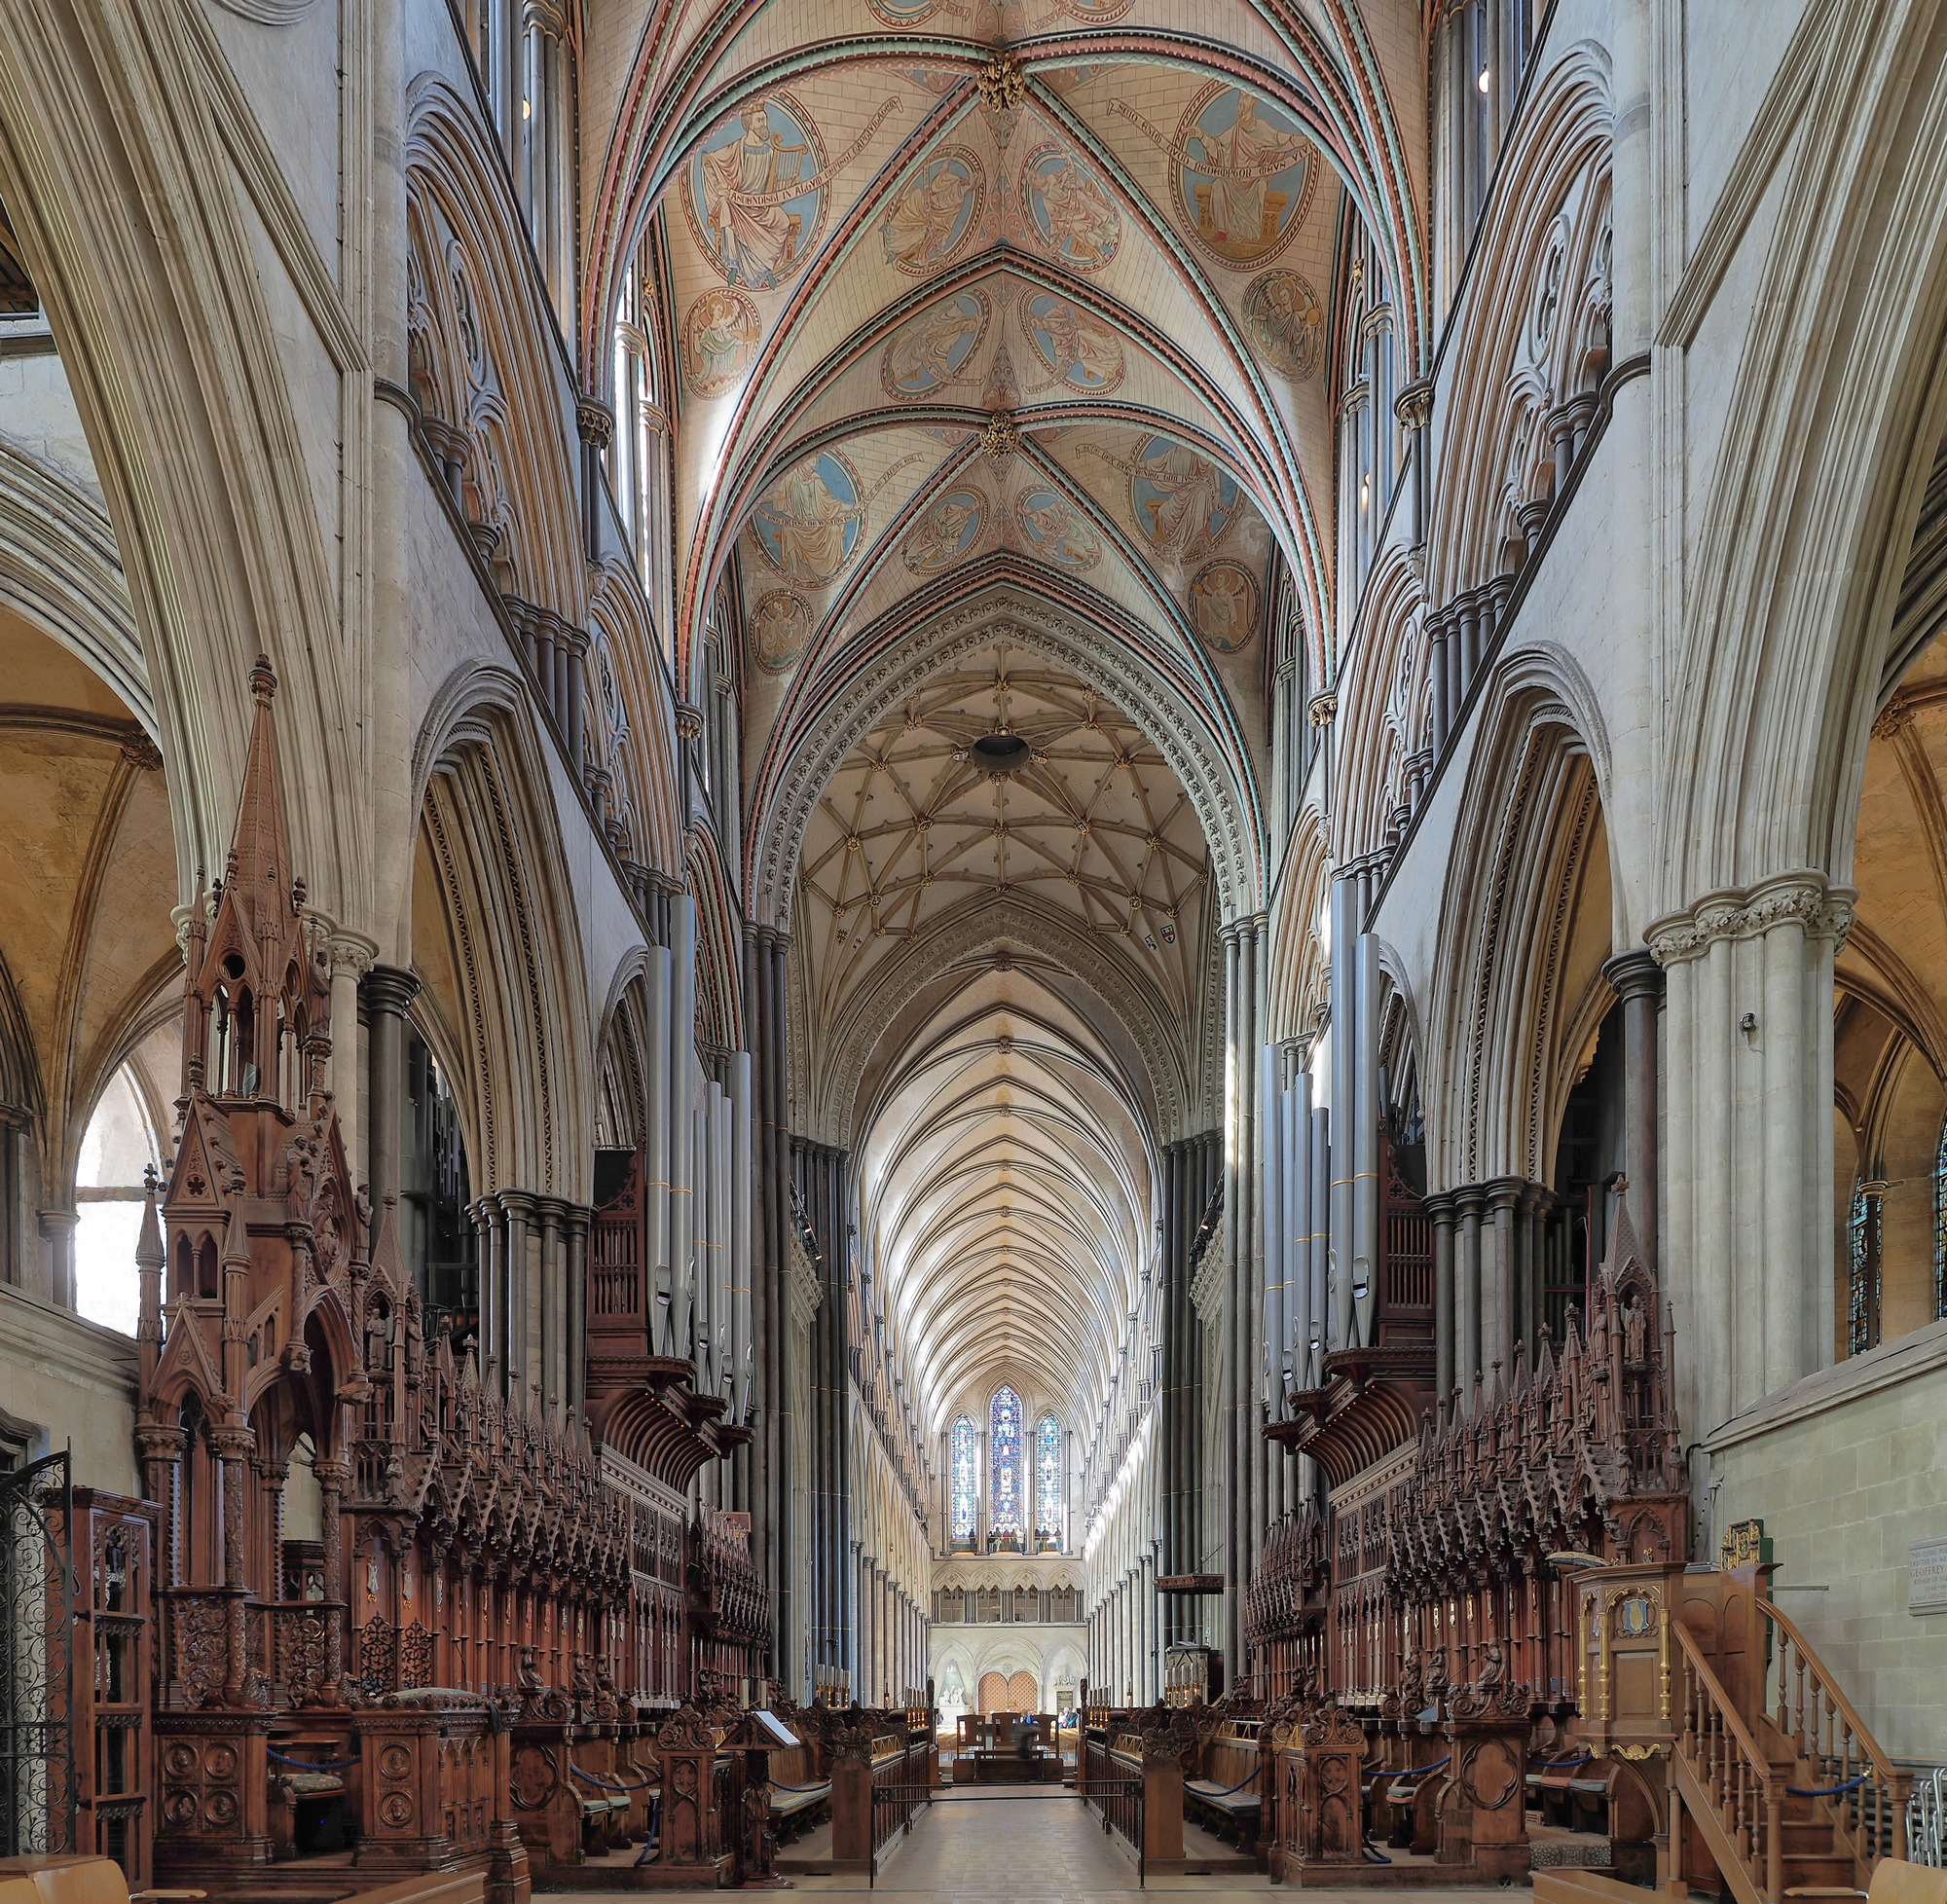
[1557,1563,1910,1904]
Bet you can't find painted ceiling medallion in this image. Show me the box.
[881,147,986,275]
[685,92,902,289]
[881,290,990,401]
[752,590,814,674]
[1189,560,1259,653]
[1115,82,1318,270]
[1012,488,1100,571]
[1022,293,1123,394]
[753,451,866,583]
[1241,271,1324,380]
[680,288,761,397]
[1020,143,1120,272]
[1118,433,1241,562]
[903,486,990,575]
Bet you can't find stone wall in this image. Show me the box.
[0,1282,139,1494]
[1708,1317,1947,1767]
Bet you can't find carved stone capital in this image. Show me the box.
[575,395,614,450]
[1646,873,1856,966]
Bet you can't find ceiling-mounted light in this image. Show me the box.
[1477,65,1491,93]
[1360,474,1371,511]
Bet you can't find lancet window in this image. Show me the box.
[609,242,668,642]
[1849,1177,1880,1357]
[1935,1119,1947,1321]
[949,1415,977,1550]
[989,1386,1023,1551]
[1035,1414,1062,1549]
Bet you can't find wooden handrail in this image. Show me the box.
[1755,1599,1898,1788]
[1672,1617,1781,1904]
[1673,1619,1774,1782]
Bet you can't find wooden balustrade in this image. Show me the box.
[1673,1620,1781,1904]
[1758,1599,1910,1888]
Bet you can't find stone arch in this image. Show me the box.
[685,827,745,1055]
[0,0,361,918]
[1335,547,1430,861]
[404,74,586,628]
[1666,5,1947,902]
[1426,646,1620,1189]
[1427,41,1615,610]
[814,897,1188,1153]
[588,558,683,879]
[409,666,593,1198]
[750,587,1262,932]
[0,441,151,735]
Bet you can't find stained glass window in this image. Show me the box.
[1848,1178,1879,1357]
[950,1416,977,1546]
[989,1386,1024,1546]
[1937,1121,1947,1322]
[1035,1414,1062,1544]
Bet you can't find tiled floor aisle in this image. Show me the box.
[853,1793,1159,1893]
[549,1792,1532,1901]
[553,1796,1532,1901]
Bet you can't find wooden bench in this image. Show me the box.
[764,1739,830,1842]
[1184,1718,1264,1849]
[0,1858,203,1904]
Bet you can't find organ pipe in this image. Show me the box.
[1353,931,1381,1347]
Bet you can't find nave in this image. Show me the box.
[1,0,1947,1901]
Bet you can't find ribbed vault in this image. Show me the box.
[793,644,1199,1434]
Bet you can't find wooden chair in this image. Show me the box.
[1787,1859,1947,1904]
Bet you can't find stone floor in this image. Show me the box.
[550,1791,1526,1900]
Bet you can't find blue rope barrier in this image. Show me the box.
[1362,1842,1394,1863]
[769,1778,830,1794]
[569,1763,655,1793]
[1787,1774,1871,1799]
[1537,1754,1594,1770]
[1193,1769,1261,1797]
[267,1747,358,1771]
[1392,1756,1451,1781]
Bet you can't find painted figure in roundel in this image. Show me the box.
[881,148,984,275]
[1130,434,1240,562]
[1024,293,1123,394]
[1189,560,1259,653]
[902,485,988,575]
[1241,271,1324,380]
[681,288,761,396]
[685,95,826,290]
[752,451,865,584]
[881,291,990,401]
[752,590,813,674]
[1021,144,1120,272]
[1013,487,1100,572]
[1171,84,1316,269]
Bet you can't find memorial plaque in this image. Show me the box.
[1908,1535,1947,1615]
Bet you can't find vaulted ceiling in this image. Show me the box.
[581,0,1424,1436]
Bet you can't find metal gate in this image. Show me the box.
[0,1450,77,1856]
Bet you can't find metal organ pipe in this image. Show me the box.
[645,945,672,1343]
[670,896,697,1359]
[1328,877,1355,1352]
[1353,932,1381,1348]
[732,1052,753,1426]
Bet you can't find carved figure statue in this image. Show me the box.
[1623,1295,1649,1364]
[1478,1638,1506,1689]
